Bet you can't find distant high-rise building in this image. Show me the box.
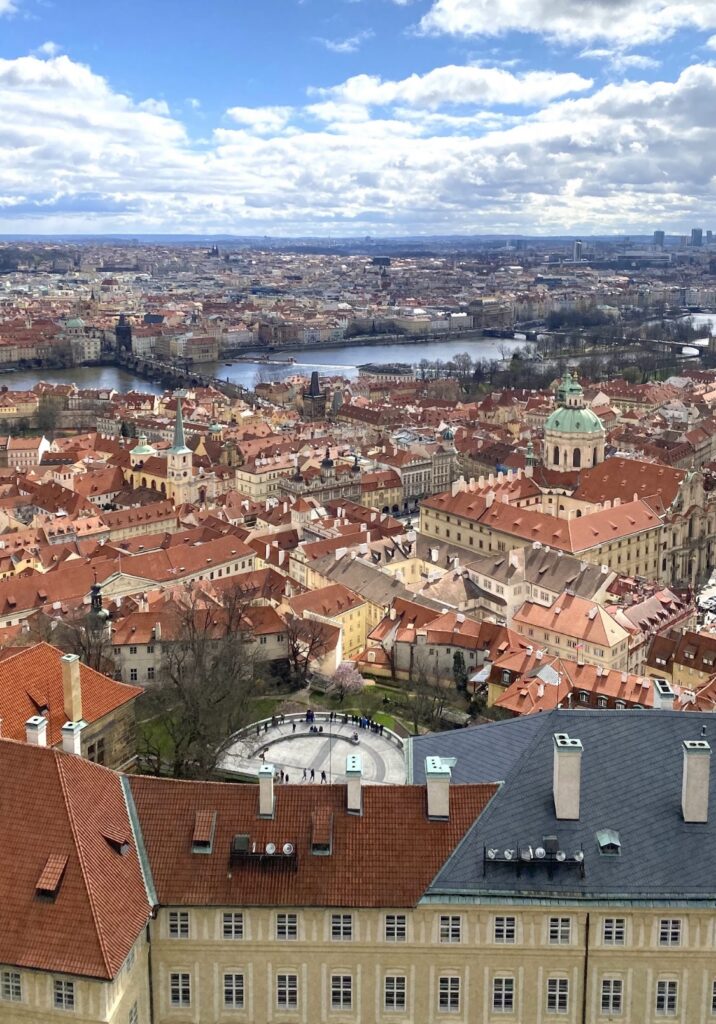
[692,228,703,247]
[653,230,665,249]
[572,239,583,262]
[708,230,713,245]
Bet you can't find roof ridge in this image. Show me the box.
[55,753,113,978]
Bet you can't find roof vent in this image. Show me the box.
[36,853,68,900]
[192,810,217,854]
[596,828,621,856]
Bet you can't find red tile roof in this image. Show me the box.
[0,740,150,979]
[129,777,495,907]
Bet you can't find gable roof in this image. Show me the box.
[0,740,150,979]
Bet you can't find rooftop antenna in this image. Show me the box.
[702,725,708,737]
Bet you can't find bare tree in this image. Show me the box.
[285,613,330,685]
[138,586,267,778]
[22,608,116,674]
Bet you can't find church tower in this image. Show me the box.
[543,372,605,472]
[166,397,193,502]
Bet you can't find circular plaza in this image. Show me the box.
[221,711,407,784]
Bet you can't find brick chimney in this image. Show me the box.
[258,763,275,818]
[682,739,710,823]
[553,733,583,820]
[26,715,47,747]
[425,756,451,820]
[61,653,83,723]
[346,754,362,814]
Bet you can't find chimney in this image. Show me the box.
[389,606,397,621]
[26,715,47,747]
[576,644,585,667]
[258,763,275,817]
[346,754,362,814]
[154,621,162,641]
[425,756,451,820]
[61,720,84,755]
[682,740,710,823]
[62,653,83,723]
[553,733,583,821]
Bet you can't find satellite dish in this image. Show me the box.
[556,850,567,862]
[535,847,546,859]
[503,849,514,860]
[283,842,294,856]
[265,842,276,855]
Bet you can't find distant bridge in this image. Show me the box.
[115,352,249,398]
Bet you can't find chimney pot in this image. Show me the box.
[61,720,84,755]
[553,732,583,820]
[258,763,275,817]
[425,756,451,820]
[346,754,362,814]
[61,653,83,723]
[26,715,48,747]
[682,739,710,823]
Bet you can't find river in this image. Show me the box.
[1,336,525,395]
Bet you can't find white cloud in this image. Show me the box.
[186,97,201,110]
[225,105,293,133]
[579,48,660,70]
[0,0,17,15]
[35,41,62,57]
[3,51,716,236]
[315,64,593,108]
[419,0,716,47]
[316,29,374,53]
[707,34,716,49]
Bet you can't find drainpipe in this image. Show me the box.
[581,911,590,1024]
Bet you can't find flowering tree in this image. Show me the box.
[329,662,365,703]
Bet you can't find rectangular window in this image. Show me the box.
[129,645,137,655]
[224,973,244,1009]
[493,977,515,1013]
[438,976,460,1013]
[170,973,191,1008]
[147,666,155,681]
[54,979,75,1011]
[711,979,716,1014]
[547,978,569,1014]
[439,915,461,943]
[331,913,353,940]
[331,975,352,1010]
[168,910,189,938]
[385,976,406,1011]
[385,914,406,941]
[146,644,154,654]
[1,970,21,1001]
[656,980,677,1016]
[276,973,298,1010]
[276,912,298,939]
[128,1002,138,1024]
[659,919,681,946]
[223,912,244,939]
[603,918,625,945]
[130,668,138,682]
[494,916,516,943]
[549,917,572,944]
[601,979,623,1015]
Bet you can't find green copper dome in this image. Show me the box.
[130,434,157,457]
[544,406,604,434]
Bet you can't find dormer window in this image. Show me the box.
[596,829,621,856]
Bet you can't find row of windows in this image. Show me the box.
[166,910,657,946]
[166,971,677,1015]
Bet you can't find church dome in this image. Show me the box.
[544,405,604,434]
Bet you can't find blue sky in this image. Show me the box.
[1,0,716,234]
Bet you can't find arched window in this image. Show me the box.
[553,445,559,466]
[573,448,581,468]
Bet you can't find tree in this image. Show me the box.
[408,651,449,734]
[328,662,365,703]
[452,650,469,693]
[22,607,115,674]
[37,395,61,435]
[285,613,330,686]
[138,585,267,778]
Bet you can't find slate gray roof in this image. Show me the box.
[323,555,444,613]
[422,709,716,903]
[409,715,544,784]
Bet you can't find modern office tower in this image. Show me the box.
[572,239,583,262]
[692,228,703,247]
[653,230,665,249]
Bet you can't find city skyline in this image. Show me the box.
[1,0,716,235]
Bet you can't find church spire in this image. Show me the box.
[169,396,191,455]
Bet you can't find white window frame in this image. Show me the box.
[331,913,353,941]
[546,978,569,1014]
[168,910,189,939]
[601,978,623,1015]
[1,969,21,1002]
[331,974,352,1010]
[385,914,407,942]
[548,917,572,944]
[658,919,681,947]
[276,973,298,1010]
[656,979,678,1016]
[384,975,406,1011]
[438,976,460,1014]
[223,911,244,940]
[53,979,75,1011]
[170,972,191,1008]
[602,917,625,945]
[492,977,515,1013]
[223,972,245,1009]
[276,912,298,940]
[494,915,516,943]
[439,915,461,943]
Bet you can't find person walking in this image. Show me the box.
[302,768,307,781]
[321,770,327,784]
[310,768,315,782]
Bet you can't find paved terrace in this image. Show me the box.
[221,712,407,784]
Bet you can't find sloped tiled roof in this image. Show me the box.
[0,740,150,978]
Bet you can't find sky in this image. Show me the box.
[1,0,716,236]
